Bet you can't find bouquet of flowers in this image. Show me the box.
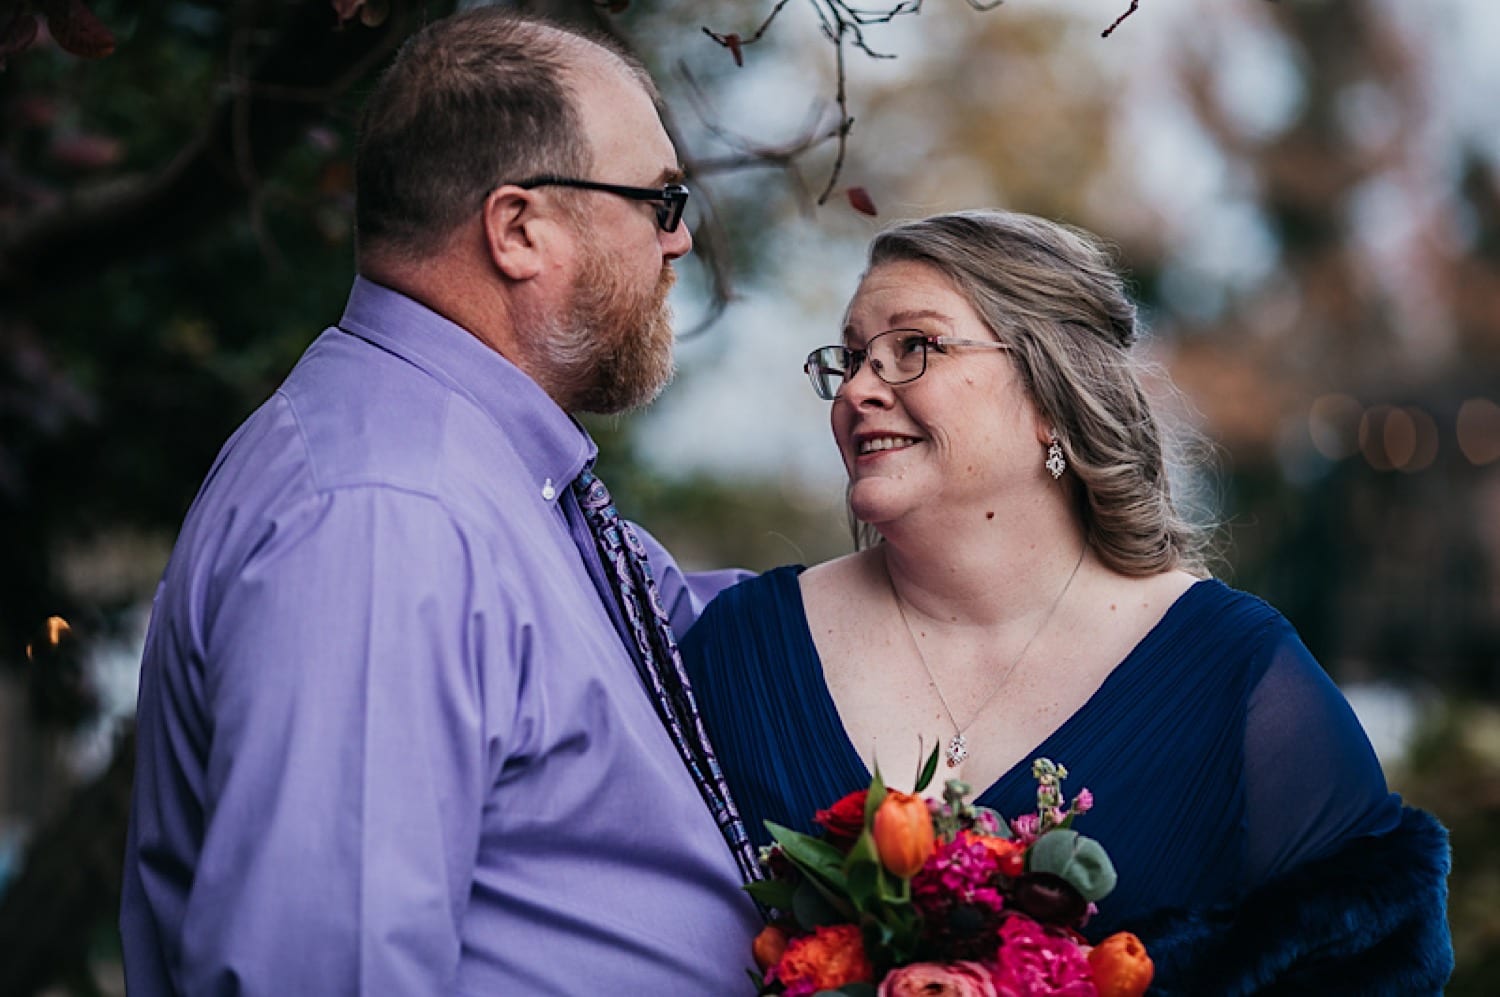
[745,752,1153,997]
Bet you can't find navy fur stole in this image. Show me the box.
[1128,807,1453,995]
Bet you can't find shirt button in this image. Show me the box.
[541,479,556,501]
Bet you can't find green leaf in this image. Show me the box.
[864,769,887,829]
[1025,829,1118,902]
[882,904,924,964]
[767,823,849,887]
[793,876,852,927]
[843,830,882,910]
[914,740,941,793]
[746,877,798,911]
[876,866,911,905]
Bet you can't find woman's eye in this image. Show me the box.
[897,335,927,356]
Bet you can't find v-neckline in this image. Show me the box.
[784,566,1217,806]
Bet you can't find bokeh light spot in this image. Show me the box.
[1309,394,1363,459]
[1359,405,1396,471]
[1457,399,1500,466]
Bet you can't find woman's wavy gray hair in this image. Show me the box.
[851,209,1212,577]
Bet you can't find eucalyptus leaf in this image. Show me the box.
[1025,828,1118,902]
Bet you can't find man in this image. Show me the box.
[120,9,763,993]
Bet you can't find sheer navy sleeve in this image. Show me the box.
[1240,620,1401,890]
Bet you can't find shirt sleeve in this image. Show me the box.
[177,488,510,995]
[631,522,751,637]
[1240,621,1402,890]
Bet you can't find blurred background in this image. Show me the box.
[2,0,1496,992]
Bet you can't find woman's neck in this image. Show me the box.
[875,494,1089,630]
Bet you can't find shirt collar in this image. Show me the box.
[336,276,595,502]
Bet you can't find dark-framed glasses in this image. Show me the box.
[507,176,690,232]
[803,328,1012,401]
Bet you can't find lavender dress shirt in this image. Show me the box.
[121,278,761,995]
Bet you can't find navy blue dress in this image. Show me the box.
[680,567,1401,939]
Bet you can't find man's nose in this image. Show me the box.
[661,219,692,261]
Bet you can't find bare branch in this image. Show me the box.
[702,0,797,64]
[699,0,964,209]
[1103,0,1141,38]
[676,63,842,177]
[817,25,855,205]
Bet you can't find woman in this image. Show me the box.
[681,211,1452,992]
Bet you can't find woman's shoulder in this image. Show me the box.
[1168,575,1294,642]
[688,563,807,633]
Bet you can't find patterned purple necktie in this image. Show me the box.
[572,465,761,886]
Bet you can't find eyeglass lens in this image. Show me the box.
[656,187,688,232]
[804,331,931,400]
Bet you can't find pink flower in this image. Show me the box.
[879,961,999,997]
[1010,813,1041,845]
[990,916,1097,996]
[973,810,1002,834]
[1073,789,1093,814]
[914,837,1001,908]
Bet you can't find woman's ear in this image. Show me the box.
[482,186,545,281]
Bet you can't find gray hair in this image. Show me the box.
[354,8,655,260]
[854,209,1211,576]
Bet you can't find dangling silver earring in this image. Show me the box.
[1045,435,1066,479]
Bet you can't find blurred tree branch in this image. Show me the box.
[0,0,413,305]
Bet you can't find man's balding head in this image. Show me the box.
[354,10,656,265]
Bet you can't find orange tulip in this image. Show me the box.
[1088,931,1154,997]
[872,791,936,878]
[752,924,789,972]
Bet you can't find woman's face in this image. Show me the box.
[833,260,1051,533]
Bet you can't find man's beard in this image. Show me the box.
[524,242,677,415]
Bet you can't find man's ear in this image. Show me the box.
[482,186,545,281]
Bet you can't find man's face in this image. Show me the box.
[530,224,677,414]
[524,50,691,414]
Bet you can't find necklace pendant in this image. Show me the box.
[945,732,969,768]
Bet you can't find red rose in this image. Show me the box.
[814,789,869,851]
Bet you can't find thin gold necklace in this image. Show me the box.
[888,544,1086,768]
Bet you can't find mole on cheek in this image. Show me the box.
[986,511,995,520]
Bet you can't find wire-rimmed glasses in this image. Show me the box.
[803,328,1012,400]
